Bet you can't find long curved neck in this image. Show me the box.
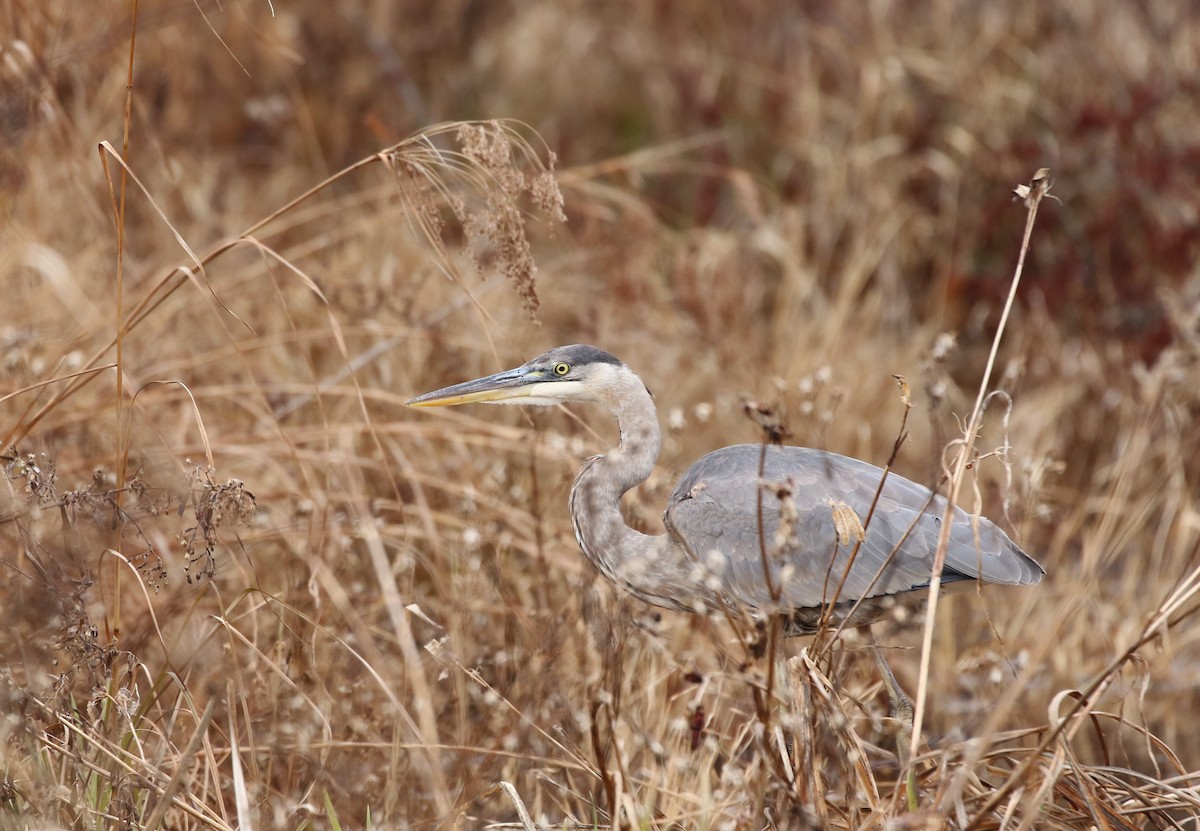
[568,372,698,612]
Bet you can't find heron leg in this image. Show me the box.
[866,631,913,768]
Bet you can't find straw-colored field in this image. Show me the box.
[3,2,1199,828]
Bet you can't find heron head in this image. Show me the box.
[406,344,628,408]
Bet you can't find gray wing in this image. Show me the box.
[662,444,1044,613]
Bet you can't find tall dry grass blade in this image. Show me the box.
[139,696,217,831]
[910,169,1054,767]
[497,781,537,831]
[0,364,117,406]
[358,515,453,817]
[226,685,254,831]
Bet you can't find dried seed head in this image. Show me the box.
[826,499,866,546]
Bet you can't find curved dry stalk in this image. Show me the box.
[4,120,565,449]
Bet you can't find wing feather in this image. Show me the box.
[662,444,1043,613]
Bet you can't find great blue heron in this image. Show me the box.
[408,344,1044,726]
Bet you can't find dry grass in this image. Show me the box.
[3,1,1200,828]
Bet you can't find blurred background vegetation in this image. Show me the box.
[2,1,1199,827]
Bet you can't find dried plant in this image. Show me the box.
[2,1,1199,828]
[386,120,566,318]
[178,463,258,583]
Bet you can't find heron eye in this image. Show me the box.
[553,362,571,376]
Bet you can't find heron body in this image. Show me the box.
[408,344,1044,636]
